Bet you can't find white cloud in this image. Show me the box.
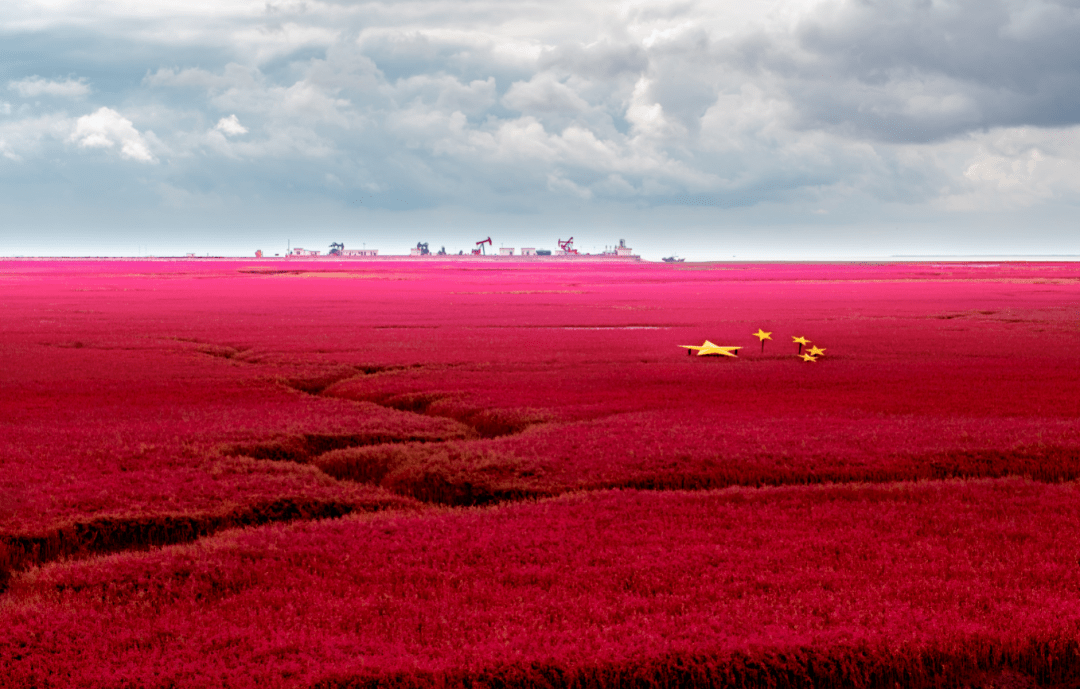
[625,77,684,140]
[546,172,592,199]
[69,107,156,162]
[272,81,352,127]
[964,150,1042,190]
[9,76,90,98]
[0,113,79,162]
[937,125,1080,211]
[145,64,262,92]
[502,74,590,114]
[229,22,340,64]
[215,114,247,136]
[391,75,497,115]
[594,173,638,197]
[0,139,20,162]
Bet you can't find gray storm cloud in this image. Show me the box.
[0,0,1078,257]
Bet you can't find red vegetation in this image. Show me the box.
[2,258,1079,685]
[5,480,1080,687]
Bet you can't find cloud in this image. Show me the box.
[937,125,1080,210]
[69,108,156,162]
[538,40,648,81]
[228,22,339,64]
[9,76,90,98]
[145,64,262,92]
[770,0,1080,141]
[391,74,497,115]
[0,113,81,162]
[0,139,20,162]
[3,0,1080,256]
[546,172,592,199]
[502,74,590,114]
[215,114,247,136]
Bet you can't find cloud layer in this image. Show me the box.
[1,0,1079,257]
[9,76,90,98]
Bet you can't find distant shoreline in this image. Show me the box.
[2,255,1079,263]
[0,254,645,262]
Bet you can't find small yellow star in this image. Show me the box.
[752,329,772,342]
[807,345,826,357]
[792,336,810,346]
[680,340,742,357]
[799,353,818,362]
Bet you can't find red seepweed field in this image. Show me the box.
[2,258,1080,687]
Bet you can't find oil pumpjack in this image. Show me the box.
[472,237,492,255]
[557,237,579,255]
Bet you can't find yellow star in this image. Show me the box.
[807,345,826,357]
[680,340,742,357]
[752,329,772,342]
[799,353,818,362]
[792,336,810,346]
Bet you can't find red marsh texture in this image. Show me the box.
[4,479,1080,688]
[3,259,1080,532]
[2,258,1079,686]
[1,271,473,571]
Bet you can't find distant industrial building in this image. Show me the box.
[602,239,635,257]
[273,239,636,260]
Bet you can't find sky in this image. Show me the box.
[1,0,1079,260]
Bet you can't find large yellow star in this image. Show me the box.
[807,345,826,357]
[680,340,742,357]
[792,336,810,346]
[799,353,818,362]
[752,329,772,342]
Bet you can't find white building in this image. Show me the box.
[499,247,515,256]
[342,249,378,257]
[520,247,537,256]
[291,247,320,256]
